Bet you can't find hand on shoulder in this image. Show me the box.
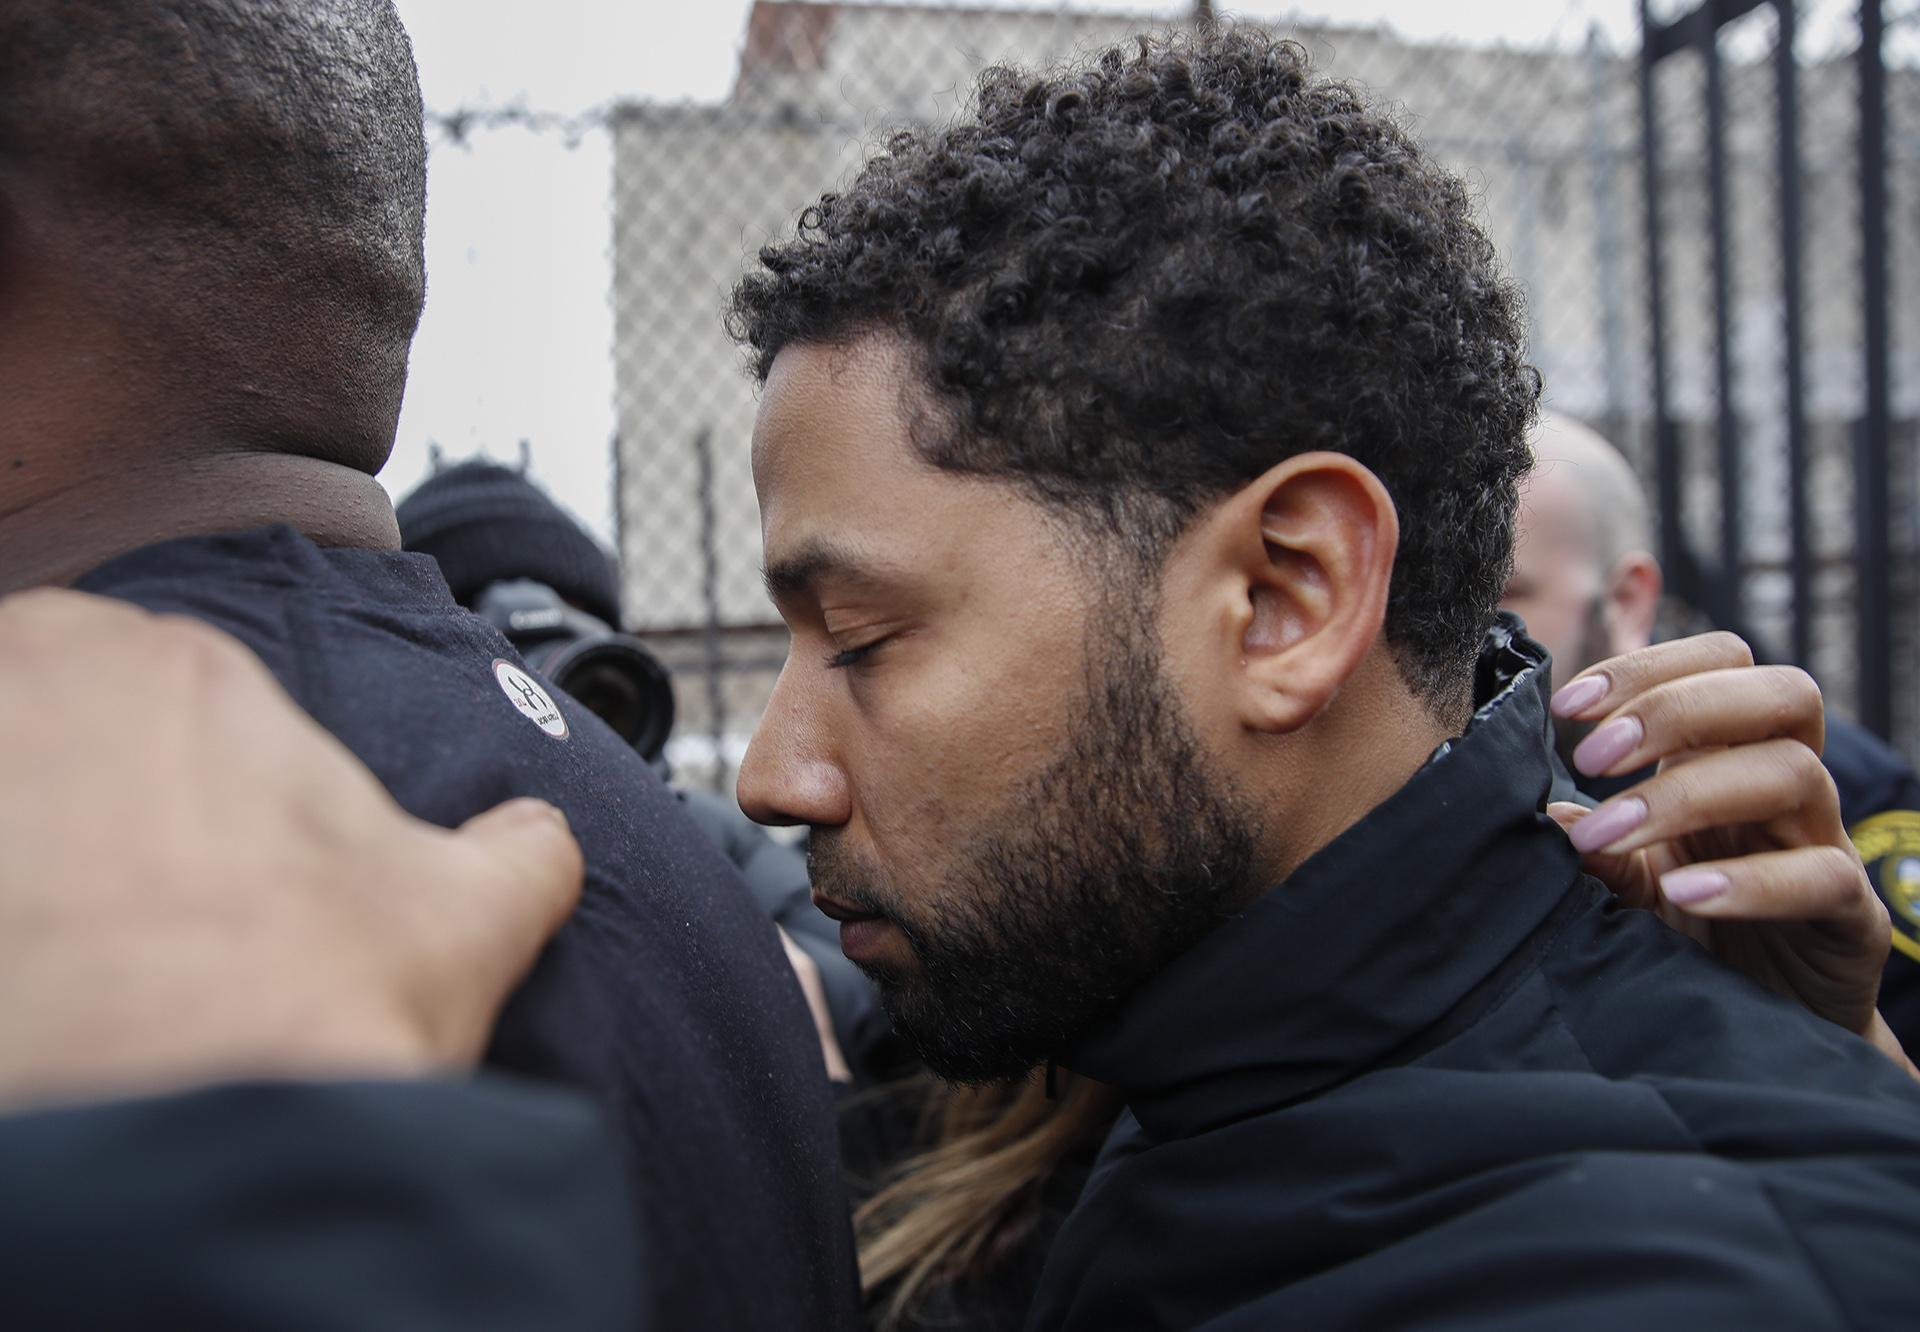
[0,589,584,1109]
[1547,631,1914,1076]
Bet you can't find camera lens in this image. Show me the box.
[544,635,676,762]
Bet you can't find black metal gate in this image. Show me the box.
[1639,0,1906,742]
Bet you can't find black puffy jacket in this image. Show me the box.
[1035,625,1920,1330]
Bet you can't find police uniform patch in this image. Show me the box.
[1848,810,1920,963]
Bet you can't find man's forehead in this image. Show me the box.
[751,337,916,480]
[750,338,1079,603]
[750,336,996,551]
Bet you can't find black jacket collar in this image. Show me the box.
[1063,616,1587,1139]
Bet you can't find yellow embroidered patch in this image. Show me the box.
[1849,810,1920,964]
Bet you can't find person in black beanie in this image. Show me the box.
[396,460,625,627]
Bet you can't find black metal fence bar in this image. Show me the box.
[1639,0,1686,593]
[1704,24,1743,630]
[1645,0,1782,634]
[1859,0,1894,738]
[1645,0,1772,60]
[1776,0,1813,668]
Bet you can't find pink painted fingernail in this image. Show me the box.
[1573,715,1643,775]
[1567,797,1647,854]
[1551,674,1610,717]
[1661,868,1730,906]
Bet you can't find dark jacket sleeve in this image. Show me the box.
[0,1076,643,1330]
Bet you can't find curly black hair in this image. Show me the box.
[729,26,1539,715]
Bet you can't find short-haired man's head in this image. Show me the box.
[0,0,427,465]
[1527,414,1653,579]
[729,27,1539,715]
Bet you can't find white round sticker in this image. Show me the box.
[492,659,569,739]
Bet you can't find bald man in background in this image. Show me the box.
[1505,415,1920,1048]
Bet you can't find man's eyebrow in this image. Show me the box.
[761,539,896,601]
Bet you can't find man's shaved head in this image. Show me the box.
[0,0,426,469]
[1524,414,1653,575]
[1505,414,1664,724]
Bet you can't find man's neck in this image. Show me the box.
[0,451,400,595]
[1240,655,1467,896]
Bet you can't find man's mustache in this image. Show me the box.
[806,835,895,919]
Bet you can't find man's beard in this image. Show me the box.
[808,619,1258,1085]
[1550,595,1616,773]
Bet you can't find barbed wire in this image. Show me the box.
[426,103,617,149]
[422,0,1920,153]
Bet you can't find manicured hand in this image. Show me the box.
[0,590,585,1110]
[1547,632,1913,1075]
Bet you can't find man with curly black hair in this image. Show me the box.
[731,27,1920,1329]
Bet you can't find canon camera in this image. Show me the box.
[472,579,676,763]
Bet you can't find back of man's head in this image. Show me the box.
[1505,414,1663,689]
[730,25,1539,717]
[1525,415,1653,578]
[0,0,427,470]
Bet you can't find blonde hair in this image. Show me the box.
[855,1071,1122,1330]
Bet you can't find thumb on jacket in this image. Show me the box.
[412,799,585,1063]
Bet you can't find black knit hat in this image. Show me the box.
[396,461,623,627]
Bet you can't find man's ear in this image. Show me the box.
[1199,452,1399,735]
[1604,551,1663,655]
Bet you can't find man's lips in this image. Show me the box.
[811,892,882,924]
[812,893,899,963]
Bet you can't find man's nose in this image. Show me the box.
[736,669,851,829]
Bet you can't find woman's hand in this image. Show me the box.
[1547,632,1914,1076]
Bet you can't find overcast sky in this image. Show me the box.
[378,1,1656,541]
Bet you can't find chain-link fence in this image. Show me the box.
[419,0,1920,786]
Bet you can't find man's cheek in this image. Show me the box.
[862,752,968,846]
